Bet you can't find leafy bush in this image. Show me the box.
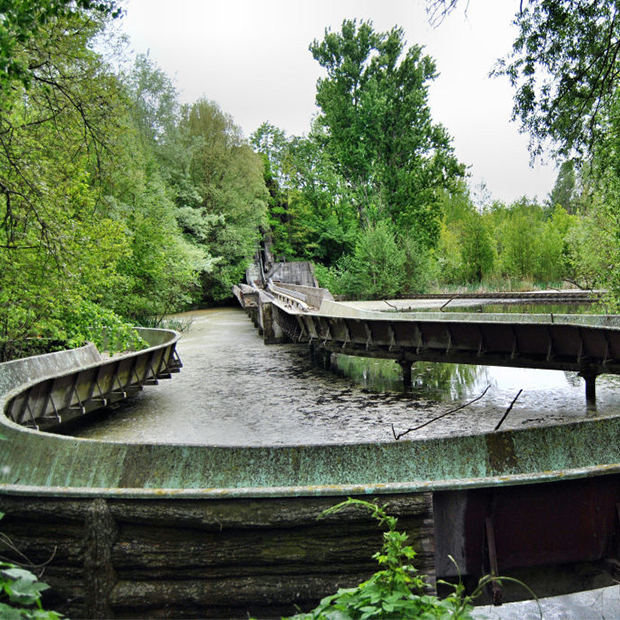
[0,564,62,619]
[286,499,540,620]
[286,498,475,620]
[48,300,147,354]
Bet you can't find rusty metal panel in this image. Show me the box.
[434,475,620,578]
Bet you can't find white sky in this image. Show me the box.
[119,0,558,205]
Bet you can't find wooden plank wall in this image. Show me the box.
[0,492,434,619]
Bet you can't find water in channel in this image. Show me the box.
[71,307,620,446]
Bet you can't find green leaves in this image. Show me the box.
[287,498,475,620]
[0,0,120,104]
[494,0,620,159]
[0,562,62,619]
[310,19,464,245]
[175,99,268,303]
[0,566,49,606]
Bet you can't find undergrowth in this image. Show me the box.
[285,498,539,620]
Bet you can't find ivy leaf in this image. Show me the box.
[1,566,49,605]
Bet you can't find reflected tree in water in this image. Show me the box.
[333,355,487,401]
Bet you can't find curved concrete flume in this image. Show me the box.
[2,320,620,497]
[1,306,620,618]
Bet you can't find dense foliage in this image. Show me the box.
[424,0,620,306]
[0,5,266,359]
[494,0,620,160]
[247,13,620,301]
[310,20,465,245]
[0,561,62,619]
[7,0,620,360]
[252,20,466,299]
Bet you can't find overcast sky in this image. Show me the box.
[119,0,558,205]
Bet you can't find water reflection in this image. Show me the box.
[333,353,608,407]
[332,355,484,400]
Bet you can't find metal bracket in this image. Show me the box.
[69,375,86,414]
[388,323,398,352]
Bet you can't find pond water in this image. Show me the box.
[70,307,620,446]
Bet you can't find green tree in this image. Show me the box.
[565,98,620,299]
[338,221,406,299]
[111,55,211,319]
[493,0,620,159]
[310,19,464,247]
[427,1,620,160]
[251,122,290,184]
[126,53,180,147]
[535,204,575,282]
[177,99,268,302]
[565,203,614,291]
[0,9,132,352]
[548,160,582,214]
[250,123,295,261]
[426,1,620,295]
[251,120,360,267]
[435,184,496,285]
[0,0,121,103]
[498,201,542,279]
[460,212,496,283]
[0,6,213,357]
[437,221,463,284]
[284,132,359,265]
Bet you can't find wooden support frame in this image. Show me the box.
[485,515,503,606]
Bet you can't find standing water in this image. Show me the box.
[71,307,620,446]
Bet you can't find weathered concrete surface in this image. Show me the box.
[257,294,287,344]
[0,492,435,619]
[473,584,620,619]
[2,328,180,429]
[271,282,334,309]
[3,311,620,496]
[0,343,101,395]
[3,307,620,616]
[318,298,620,327]
[265,260,319,287]
[3,405,620,495]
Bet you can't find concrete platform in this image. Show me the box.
[474,585,620,619]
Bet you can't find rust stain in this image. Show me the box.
[486,431,519,474]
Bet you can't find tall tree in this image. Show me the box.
[460,212,496,283]
[177,99,268,302]
[250,123,294,262]
[496,0,620,159]
[548,160,582,213]
[0,0,121,103]
[310,19,464,247]
[0,9,131,351]
[126,53,180,147]
[428,1,620,159]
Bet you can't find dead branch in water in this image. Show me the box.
[392,385,491,440]
[494,389,523,431]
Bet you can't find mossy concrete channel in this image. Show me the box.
[2,297,620,617]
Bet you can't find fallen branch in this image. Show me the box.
[439,296,456,312]
[563,278,586,291]
[392,385,491,440]
[494,389,523,431]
